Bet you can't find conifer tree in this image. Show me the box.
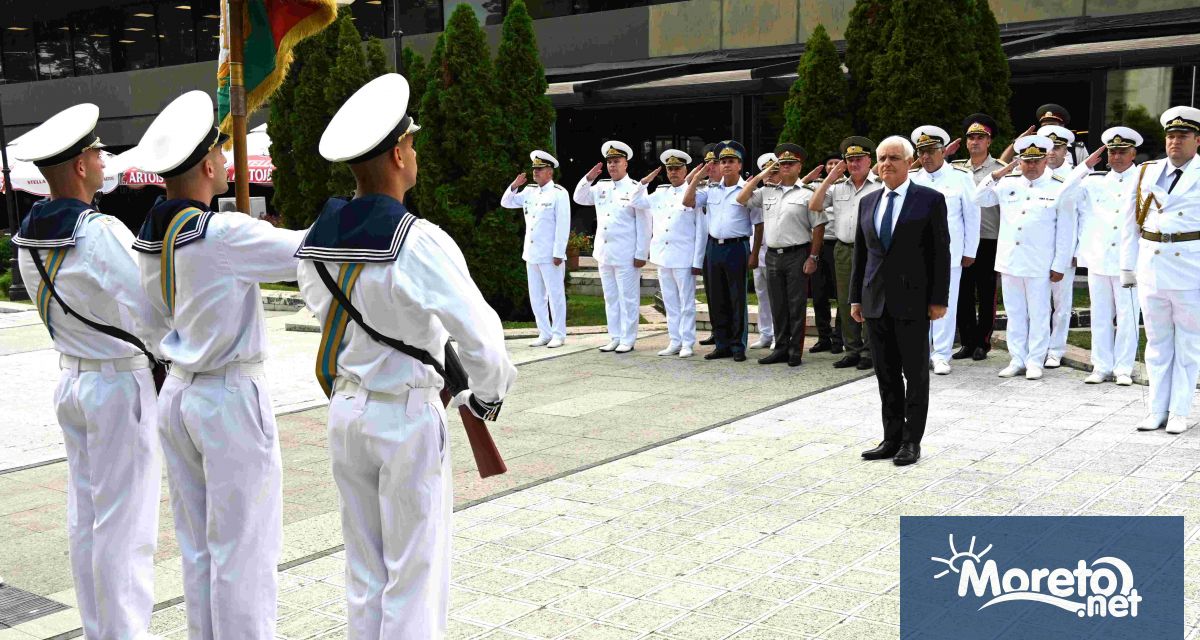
[778,24,851,161]
[844,0,892,133]
[495,0,555,170]
[866,0,980,142]
[401,46,428,122]
[324,12,370,196]
[268,41,303,226]
[365,36,391,78]
[413,4,525,315]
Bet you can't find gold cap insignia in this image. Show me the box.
[1020,145,1047,159]
[531,158,551,168]
[664,156,686,167]
[844,145,865,157]
[719,147,741,159]
[704,152,716,162]
[1042,111,1060,121]
[966,122,991,136]
[777,151,800,162]
[605,146,627,158]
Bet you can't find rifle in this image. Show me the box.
[440,344,507,478]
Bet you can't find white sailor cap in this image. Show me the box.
[530,150,558,169]
[1161,106,1200,133]
[133,91,227,178]
[1037,125,1074,147]
[601,140,632,160]
[320,73,420,164]
[660,149,691,167]
[910,125,949,150]
[13,103,106,167]
[1101,126,1142,149]
[757,152,778,171]
[1015,135,1053,160]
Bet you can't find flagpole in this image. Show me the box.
[227,0,251,213]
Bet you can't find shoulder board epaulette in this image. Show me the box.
[1090,170,1108,176]
[1142,160,1160,165]
[835,177,849,184]
[951,158,968,165]
[597,179,612,182]
[1000,172,1021,179]
[1052,174,1064,182]
[908,168,919,173]
[553,184,566,191]
[802,183,816,191]
[953,165,970,173]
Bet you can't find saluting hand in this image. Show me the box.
[586,163,603,182]
[826,160,847,182]
[802,164,825,184]
[753,160,777,182]
[1084,146,1106,169]
[640,167,662,185]
[512,173,527,189]
[943,138,962,157]
[991,159,1019,182]
[1020,124,1037,138]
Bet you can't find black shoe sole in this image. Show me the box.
[893,457,919,466]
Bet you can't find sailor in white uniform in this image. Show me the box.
[909,125,980,375]
[1122,106,1200,434]
[974,135,1075,380]
[573,141,655,353]
[502,150,570,348]
[296,73,516,639]
[1060,126,1143,386]
[12,104,168,640]
[644,149,707,357]
[749,152,777,350]
[1039,124,1080,368]
[130,91,308,639]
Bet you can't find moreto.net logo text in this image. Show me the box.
[931,534,1141,618]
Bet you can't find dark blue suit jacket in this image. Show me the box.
[849,180,951,320]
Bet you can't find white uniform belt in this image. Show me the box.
[60,354,150,372]
[334,377,441,409]
[169,361,266,383]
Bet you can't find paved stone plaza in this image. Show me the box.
[1,306,1199,638]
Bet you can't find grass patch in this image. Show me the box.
[261,282,300,292]
[696,291,760,306]
[1066,328,1147,363]
[997,283,1088,311]
[503,294,655,329]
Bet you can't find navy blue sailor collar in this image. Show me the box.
[133,196,214,255]
[12,198,97,249]
[295,194,418,263]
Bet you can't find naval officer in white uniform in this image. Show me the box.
[749,151,777,350]
[573,141,655,353]
[974,135,1075,381]
[503,150,570,348]
[13,103,168,640]
[1122,106,1200,434]
[1039,124,1081,368]
[297,74,516,639]
[644,149,707,357]
[131,90,308,639]
[1060,126,1143,386]
[909,125,980,375]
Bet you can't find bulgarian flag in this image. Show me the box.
[217,0,338,135]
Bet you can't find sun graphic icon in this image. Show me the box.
[930,534,993,579]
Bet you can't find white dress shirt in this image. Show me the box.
[501,179,571,263]
[1120,154,1200,291]
[644,183,707,269]
[874,178,910,237]
[573,175,652,266]
[694,178,763,239]
[1060,163,1137,276]
[910,162,981,261]
[974,168,1075,277]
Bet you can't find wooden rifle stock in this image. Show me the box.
[441,344,507,478]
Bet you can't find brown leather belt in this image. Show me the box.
[1141,230,1200,243]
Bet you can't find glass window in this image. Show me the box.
[395,0,441,35]
[157,1,197,66]
[115,4,159,72]
[73,11,115,76]
[444,1,504,27]
[525,0,574,19]
[2,25,37,83]
[194,0,220,61]
[1106,67,1174,161]
[352,0,388,39]
[36,19,73,80]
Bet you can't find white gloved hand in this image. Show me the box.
[448,390,472,410]
[1120,270,1136,288]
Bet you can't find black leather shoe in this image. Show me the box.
[952,346,973,360]
[758,350,789,365]
[704,349,733,360]
[699,335,716,346]
[833,354,861,368]
[809,339,832,353]
[972,347,987,361]
[733,352,746,362]
[856,357,874,370]
[830,342,844,354]
[788,355,803,367]
[861,440,900,460]
[893,442,921,465]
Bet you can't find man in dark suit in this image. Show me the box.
[850,136,951,466]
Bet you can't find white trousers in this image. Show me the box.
[1088,274,1140,377]
[1048,264,1077,359]
[1139,286,1200,417]
[599,263,640,346]
[658,267,697,347]
[55,364,159,640]
[526,261,566,341]
[329,385,452,640]
[753,266,774,339]
[159,367,283,640]
[929,265,963,362]
[1002,274,1052,369]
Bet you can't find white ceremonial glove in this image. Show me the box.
[1120,270,1136,288]
[449,390,472,410]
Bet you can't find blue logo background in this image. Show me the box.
[900,516,1183,639]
